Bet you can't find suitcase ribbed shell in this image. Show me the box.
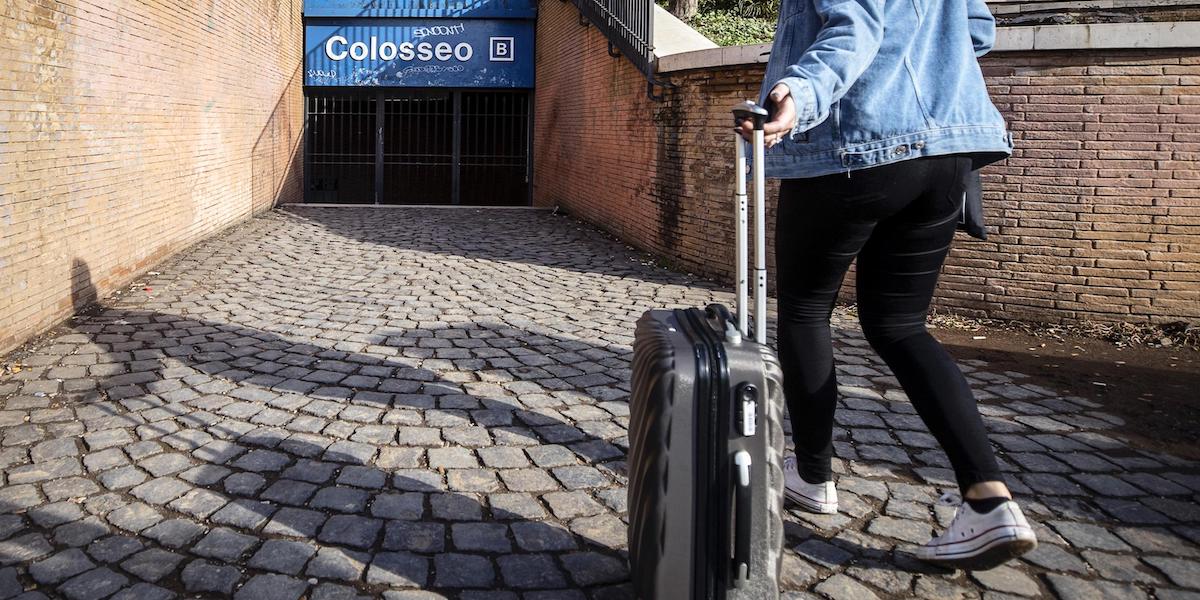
[627,307,785,600]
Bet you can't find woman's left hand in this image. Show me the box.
[736,83,799,148]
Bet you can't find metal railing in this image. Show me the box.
[567,0,670,99]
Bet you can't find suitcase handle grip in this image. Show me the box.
[733,450,753,584]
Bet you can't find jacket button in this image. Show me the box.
[894,145,909,155]
[914,141,925,149]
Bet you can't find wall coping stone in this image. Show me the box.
[652,4,718,59]
[657,21,1200,73]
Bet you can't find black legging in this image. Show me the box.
[775,154,1003,493]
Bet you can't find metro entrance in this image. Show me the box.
[301,0,535,206]
[304,89,530,205]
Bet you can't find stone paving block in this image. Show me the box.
[551,466,608,490]
[191,527,258,562]
[248,539,317,575]
[121,548,184,582]
[567,514,625,550]
[1021,542,1089,574]
[429,447,478,469]
[367,552,428,588]
[177,464,230,486]
[261,508,325,539]
[29,548,95,584]
[86,536,144,564]
[1145,498,1200,523]
[451,522,512,553]
[137,453,191,477]
[1145,556,1200,589]
[209,499,276,530]
[814,573,880,600]
[0,567,21,600]
[434,553,494,588]
[794,539,854,569]
[866,516,930,545]
[281,459,339,483]
[223,472,267,496]
[318,515,383,549]
[167,488,228,519]
[233,449,291,472]
[488,493,548,521]
[559,551,627,587]
[1096,498,1173,525]
[324,441,376,465]
[383,521,445,554]
[1049,521,1132,552]
[57,567,128,600]
[261,480,318,506]
[307,547,371,582]
[312,583,373,600]
[181,559,240,595]
[129,477,191,505]
[141,519,205,549]
[497,554,567,589]
[510,521,576,552]
[28,502,85,529]
[105,503,161,534]
[430,493,483,521]
[110,582,173,600]
[971,565,1040,596]
[233,573,308,600]
[338,466,388,489]
[371,493,425,520]
[1045,573,1149,600]
[447,469,501,492]
[311,487,370,513]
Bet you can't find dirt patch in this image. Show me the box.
[932,324,1200,461]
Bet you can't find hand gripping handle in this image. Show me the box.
[733,101,769,130]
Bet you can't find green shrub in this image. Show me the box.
[688,10,775,46]
[699,0,781,20]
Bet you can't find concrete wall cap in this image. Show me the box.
[652,5,718,59]
[657,21,1200,73]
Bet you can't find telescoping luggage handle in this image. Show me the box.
[732,101,769,346]
[729,101,769,589]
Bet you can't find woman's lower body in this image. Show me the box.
[774,154,1036,569]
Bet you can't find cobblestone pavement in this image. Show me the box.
[1,207,1198,600]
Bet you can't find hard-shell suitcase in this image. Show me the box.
[627,102,785,600]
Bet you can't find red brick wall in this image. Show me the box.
[0,0,305,354]
[533,8,1199,324]
[532,0,661,247]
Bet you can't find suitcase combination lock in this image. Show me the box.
[737,384,758,437]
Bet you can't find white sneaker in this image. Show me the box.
[917,499,1038,570]
[783,455,838,514]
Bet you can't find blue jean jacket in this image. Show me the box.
[761,0,1013,178]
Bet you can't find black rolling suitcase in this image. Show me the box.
[628,102,785,600]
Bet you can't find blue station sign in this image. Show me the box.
[305,19,534,88]
[304,0,537,19]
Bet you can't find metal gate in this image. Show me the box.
[305,90,531,205]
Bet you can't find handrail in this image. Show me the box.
[566,0,671,100]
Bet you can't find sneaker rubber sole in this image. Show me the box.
[783,486,838,515]
[920,531,1038,571]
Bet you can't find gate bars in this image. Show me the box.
[567,0,672,100]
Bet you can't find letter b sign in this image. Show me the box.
[489,37,514,62]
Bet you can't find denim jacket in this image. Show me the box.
[761,0,1013,178]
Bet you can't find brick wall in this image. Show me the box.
[534,5,1199,324]
[0,0,305,354]
[532,0,661,248]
